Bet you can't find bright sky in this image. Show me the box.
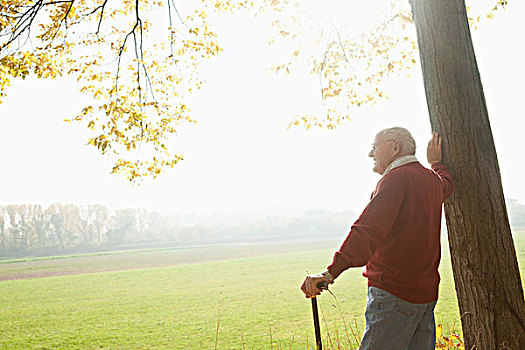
[0,1,523,217]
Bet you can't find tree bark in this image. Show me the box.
[409,0,525,348]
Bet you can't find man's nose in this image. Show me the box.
[368,150,374,157]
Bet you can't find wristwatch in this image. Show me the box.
[322,270,334,284]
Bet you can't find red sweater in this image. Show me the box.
[327,162,453,303]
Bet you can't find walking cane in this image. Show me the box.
[311,281,329,350]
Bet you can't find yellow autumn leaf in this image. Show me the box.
[436,324,443,339]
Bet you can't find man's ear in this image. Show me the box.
[393,142,400,155]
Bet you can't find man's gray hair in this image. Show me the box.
[379,127,416,155]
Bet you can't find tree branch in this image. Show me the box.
[335,27,349,63]
[111,23,137,102]
[170,0,189,28]
[2,0,44,50]
[1,0,77,52]
[319,30,332,101]
[133,0,143,106]
[42,0,74,5]
[94,0,109,36]
[48,0,76,44]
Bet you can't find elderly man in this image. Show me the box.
[301,127,453,349]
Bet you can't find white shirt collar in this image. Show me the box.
[383,155,418,175]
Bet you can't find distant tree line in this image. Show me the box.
[0,204,354,255]
[2,199,523,255]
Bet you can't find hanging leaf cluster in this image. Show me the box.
[262,0,509,130]
[0,0,252,181]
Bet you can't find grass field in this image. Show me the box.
[1,233,524,349]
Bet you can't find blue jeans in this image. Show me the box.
[359,287,437,350]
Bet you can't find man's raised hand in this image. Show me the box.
[427,131,442,165]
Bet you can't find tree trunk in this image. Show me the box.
[409,0,525,348]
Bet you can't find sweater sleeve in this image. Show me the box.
[431,162,454,202]
[327,172,405,279]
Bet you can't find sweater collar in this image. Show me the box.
[383,155,418,175]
